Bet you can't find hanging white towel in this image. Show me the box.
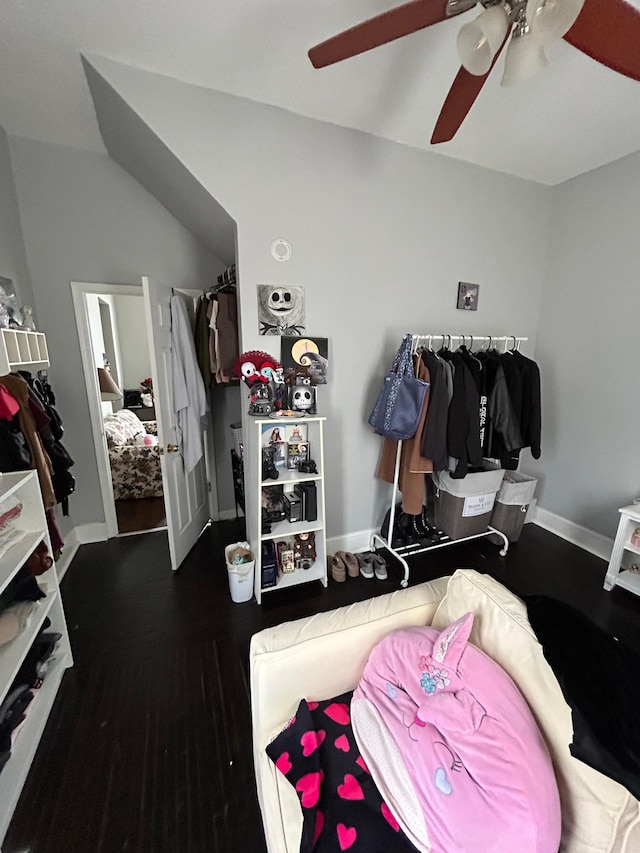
[170,294,209,473]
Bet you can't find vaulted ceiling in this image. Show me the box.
[1,0,639,185]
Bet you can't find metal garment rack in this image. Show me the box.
[370,333,528,588]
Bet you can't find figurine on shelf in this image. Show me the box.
[294,532,316,570]
[21,306,36,331]
[234,349,285,415]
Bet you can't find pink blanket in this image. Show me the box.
[351,613,561,853]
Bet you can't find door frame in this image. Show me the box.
[71,281,145,539]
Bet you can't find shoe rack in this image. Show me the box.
[372,440,509,589]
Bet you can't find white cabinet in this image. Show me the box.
[604,504,640,596]
[0,471,72,845]
[254,417,327,604]
[0,329,49,376]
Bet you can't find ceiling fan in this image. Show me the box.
[308,0,640,143]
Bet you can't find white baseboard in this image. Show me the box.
[327,508,613,567]
[74,522,109,544]
[533,506,613,562]
[56,523,108,583]
[326,528,376,556]
[216,509,243,521]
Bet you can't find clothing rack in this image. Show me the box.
[411,334,528,353]
[216,263,236,288]
[371,333,529,587]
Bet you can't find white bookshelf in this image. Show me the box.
[0,471,72,846]
[0,329,49,376]
[254,416,327,604]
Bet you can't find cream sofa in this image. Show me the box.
[250,569,640,853]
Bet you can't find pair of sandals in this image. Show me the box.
[330,550,388,582]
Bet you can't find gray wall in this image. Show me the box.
[9,135,224,533]
[87,58,553,544]
[535,151,640,539]
[0,127,34,321]
[210,382,243,515]
[112,293,152,389]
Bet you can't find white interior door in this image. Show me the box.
[142,276,210,570]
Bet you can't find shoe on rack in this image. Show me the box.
[329,553,346,582]
[336,551,359,578]
[356,552,375,579]
[395,512,417,547]
[371,553,388,580]
[410,513,439,545]
[421,506,450,543]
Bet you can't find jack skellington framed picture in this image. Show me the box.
[257,285,305,335]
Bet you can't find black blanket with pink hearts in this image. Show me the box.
[266,692,418,853]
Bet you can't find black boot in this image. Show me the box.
[395,512,417,547]
[410,513,438,544]
[421,506,450,543]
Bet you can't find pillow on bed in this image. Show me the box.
[266,692,416,853]
[431,569,640,853]
[351,611,561,853]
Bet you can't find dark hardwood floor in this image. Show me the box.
[4,520,640,853]
[115,497,167,534]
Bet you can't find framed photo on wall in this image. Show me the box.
[457,282,479,311]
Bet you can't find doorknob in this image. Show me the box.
[160,443,179,454]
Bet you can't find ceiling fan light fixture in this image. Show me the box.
[501,27,548,85]
[457,5,510,75]
[526,0,586,45]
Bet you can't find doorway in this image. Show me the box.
[72,280,244,549]
[73,284,168,537]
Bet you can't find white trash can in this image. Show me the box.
[225,541,255,603]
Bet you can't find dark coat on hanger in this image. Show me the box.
[441,352,482,479]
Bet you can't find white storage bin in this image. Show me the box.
[432,468,506,539]
[490,471,538,543]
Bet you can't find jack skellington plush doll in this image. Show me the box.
[288,374,317,415]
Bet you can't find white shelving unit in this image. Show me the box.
[0,329,49,376]
[0,471,72,846]
[254,416,327,604]
[604,504,640,596]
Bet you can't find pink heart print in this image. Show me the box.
[337,773,364,800]
[301,729,326,756]
[334,734,350,752]
[381,802,400,832]
[337,823,357,850]
[324,702,350,725]
[355,755,370,774]
[307,701,319,711]
[275,752,292,775]
[313,810,325,845]
[295,770,324,808]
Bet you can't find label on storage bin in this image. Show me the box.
[462,492,496,517]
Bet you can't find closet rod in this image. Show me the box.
[411,334,528,350]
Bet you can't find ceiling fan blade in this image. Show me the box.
[309,0,458,69]
[430,36,508,143]
[563,0,640,81]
